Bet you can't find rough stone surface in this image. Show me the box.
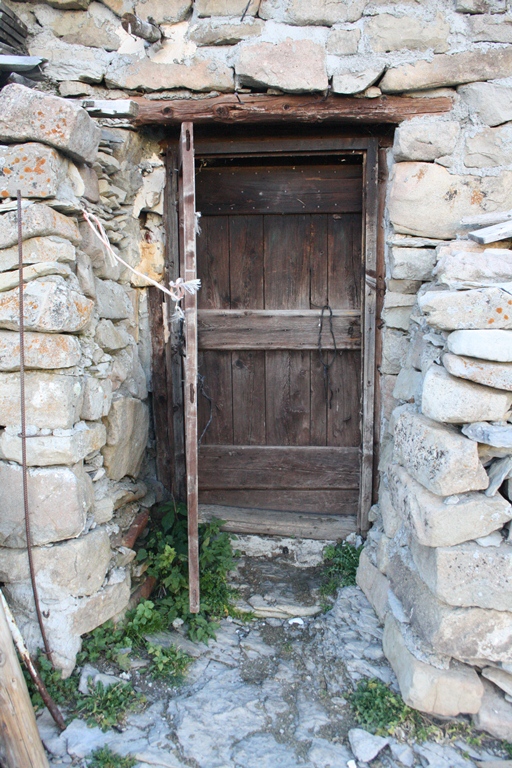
[0,261,72,293]
[94,278,133,321]
[0,422,106,466]
[34,2,122,51]
[259,0,365,25]
[0,236,76,273]
[236,39,328,93]
[389,163,512,240]
[443,353,512,392]
[105,54,233,92]
[460,82,512,127]
[0,84,100,164]
[419,287,512,331]
[0,372,83,429]
[29,31,114,84]
[70,574,130,636]
[135,0,191,22]
[447,330,512,362]
[457,0,507,10]
[0,461,90,547]
[383,614,484,716]
[332,65,384,94]
[0,330,81,371]
[482,667,512,697]
[381,328,408,374]
[356,549,390,621]
[0,204,81,251]
[463,421,512,448]
[196,0,258,15]
[381,48,512,93]
[102,396,149,480]
[411,536,512,611]
[0,143,71,201]
[387,464,512,547]
[435,248,512,289]
[81,376,113,421]
[393,411,489,496]
[366,13,449,53]
[189,18,263,46]
[0,277,93,333]
[474,680,512,740]
[390,246,436,281]
[95,319,131,351]
[421,364,512,424]
[393,121,460,162]
[348,728,389,763]
[465,124,512,168]
[327,28,360,55]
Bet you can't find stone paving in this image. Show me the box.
[38,555,508,768]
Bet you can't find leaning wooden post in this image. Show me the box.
[0,596,49,768]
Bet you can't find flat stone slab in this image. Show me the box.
[435,249,512,289]
[0,277,93,333]
[0,203,80,251]
[443,352,512,392]
[448,330,512,362]
[0,329,81,371]
[419,287,512,331]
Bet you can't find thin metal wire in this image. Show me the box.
[318,304,338,410]
[17,190,54,667]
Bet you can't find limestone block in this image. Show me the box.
[388,163,512,240]
[327,28,360,55]
[421,365,512,424]
[482,667,512,697]
[70,572,130,635]
[100,0,134,16]
[447,330,512,362]
[190,18,263,45]
[383,614,484,716]
[387,546,512,662]
[0,204,80,251]
[95,319,131,352]
[331,66,384,96]
[419,287,512,332]
[0,262,73,294]
[0,277,93,333]
[0,371,83,429]
[393,411,488,495]
[0,422,106,466]
[387,464,511,548]
[435,249,512,290]
[443,353,512,392]
[78,222,120,281]
[393,367,423,402]
[93,478,114,524]
[130,242,164,288]
[356,549,390,622]
[470,13,512,43]
[94,278,133,321]
[473,680,512,740]
[390,246,436,281]
[0,237,76,273]
[259,0,365,24]
[236,39,328,93]
[0,143,70,201]
[382,292,415,330]
[81,376,113,421]
[135,0,191,22]
[109,344,148,400]
[411,536,512,611]
[29,31,114,84]
[0,330,81,371]
[76,250,96,299]
[460,82,512,127]
[105,54,233,92]
[467,126,512,176]
[381,48,512,93]
[366,13,449,54]
[379,481,402,538]
[33,2,122,51]
[457,0,507,10]
[102,396,149,480]
[393,121,459,162]
[0,84,100,164]
[196,0,258,15]
[381,328,408,374]
[77,164,99,203]
[0,527,111,597]
[463,422,512,448]
[0,461,90,547]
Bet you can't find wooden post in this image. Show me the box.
[0,597,49,768]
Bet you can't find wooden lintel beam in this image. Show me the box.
[132,93,453,127]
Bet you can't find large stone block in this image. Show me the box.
[0,461,90,547]
[387,464,511,548]
[435,248,512,290]
[196,0,258,15]
[29,31,114,84]
[0,236,76,273]
[34,2,122,51]
[460,82,512,127]
[470,13,512,44]
[0,84,100,164]
[443,353,512,392]
[447,330,512,362]
[0,422,106,466]
[465,125,512,168]
[0,277,93,333]
[393,121,459,162]
[327,28,360,55]
[473,680,512,740]
[419,287,512,331]
[0,527,111,597]
[105,54,233,92]
[135,0,191,22]
[410,536,512,611]
[389,246,436,281]
[70,573,130,636]
[81,376,113,421]
[0,330,81,371]
[383,614,484,716]
[0,143,70,201]
[259,0,365,24]
[0,261,72,293]
[387,546,512,662]
[381,328,408,374]
[381,48,512,93]
[382,292,415,330]
[78,222,121,281]
[94,278,133,321]
[189,18,263,46]
[457,0,507,10]
[388,163,512,240]
[0,372,83,429]
[393,411,488,496]
[236,39,328,93]
[421,364,512,424]
[0,204,80,251]
[102,396,149,480]
[356,550,390,622]
[95,319,131,352]
[332,65,385,96]
[366,13,449,53]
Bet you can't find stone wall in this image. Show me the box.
[0,0,512,736]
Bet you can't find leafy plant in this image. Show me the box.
[321,540,363,596]
[23,652,78,713]
[146,643,190,680]
[88,747,136,768]
[349,678,415,735]
[76,680,145,732]
[504,742,512,758]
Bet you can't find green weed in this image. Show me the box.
[503,742,512,758]
[146,643,190,680]
[88,747,136,768]
[321,540,363,596]
[76,680,144,732]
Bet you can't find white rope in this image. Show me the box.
[81,207,200,321]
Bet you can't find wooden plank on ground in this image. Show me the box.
[199,489,359,515]
[199,504,357,540]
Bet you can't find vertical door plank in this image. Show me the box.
[310,350,327,447]
[198,350,234,444]
[264,215,310,309]
[179,122,200,613]
[232,350,266,445]
[309,214,328,309]
[327,350,362,447]
[328,213,362,310]
[230,215,264,310]
[196,216,230,309]
[266,350,310,446]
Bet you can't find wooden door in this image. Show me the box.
[194,151,368,538]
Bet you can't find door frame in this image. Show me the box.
[153,132,381,535]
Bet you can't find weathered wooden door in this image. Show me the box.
[190,139,376,539]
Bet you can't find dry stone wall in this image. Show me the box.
[1,0,512,737]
